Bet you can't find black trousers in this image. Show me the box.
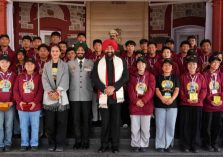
[203,112,222,146]
[45,109,68,147]
[180,106,202,149]
[121,91,130,125]
[100,103,121,148]
[70,101,91,144]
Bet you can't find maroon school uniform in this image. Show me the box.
[36,58,50,74]
[154,59,180,77]
[175,53,188,75]
[86,51,104,62]
[0,71,16,102]
[13,72,43,111]
[128,71,155,115]
[24,48,35,58]
[0,46,16,62]
[198,52,212,72]
[121,52,136,69]
[147,54,160,75]
[15,63,25,75]
[180,72,207,107]
[203,70,223,112]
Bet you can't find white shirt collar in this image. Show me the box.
[77,58,85,64]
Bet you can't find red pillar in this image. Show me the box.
[0,0,7,34]
[212,0,223,51]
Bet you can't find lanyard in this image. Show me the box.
[180,56,184,65]
[125,56,134,67]
[0,71,12,81]
[200,55,209,64]
[189,74,198,87]
[38,60,46,69]
[164,75,171,81]
[137,75,145,84]
[24,74,33,82]
[149,58,157,68]
[211,73,217,89]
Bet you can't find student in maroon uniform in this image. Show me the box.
[175,41,190,75]
[187,35,201,55]
[13,57,43,151]
[58,41,68,62]
[66,47,76,62]
[180,55,207,153]
[198,39,212,72]
[139,39,148,57]
[202,54,223,152]
[49,32,61,46]
[89,39,104,124]
[0,34,16,63]
[128,57,155,152]
[87,39,104,61]
[120,40,137,128]
[0,55,16,152]
[121,40,136,72]
[21,35,35,58]
[36,44,50,75]
[32,37,42,60]
[15,48,26,75]
[76,33,92,56]
[154,46,179,77]
[147,41,160,75]
[165,38,177,60]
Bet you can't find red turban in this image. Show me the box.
[102,39,118,51]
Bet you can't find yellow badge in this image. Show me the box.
[213,96,221,105]
[52,68,58,76]
[0,80,11,92]
[189,92,198,101]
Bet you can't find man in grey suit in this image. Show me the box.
[68,43,94,149]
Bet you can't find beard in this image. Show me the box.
[105,51,114,59]
[77,53,84,59]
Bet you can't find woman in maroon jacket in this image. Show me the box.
[180,55,207,153]
[13,57,43,151]
[202,54,223,152]
[128,57,155,152]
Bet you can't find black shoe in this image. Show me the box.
[4,145,11,152]
[156,148,164,152]
[203,145,214,152]
[165,147,173,153]
[0,147,4,152]
[213,145,221,152]
[140,147,147,152]
[112,147,119,153]
[73,142,81,149]
[48,146,55,152]
[55,147,63,152]
[131,147,140,152]
[20,146,28,152]
[182,147,190,152]
[31,146,38,151]
[98,146,109,153]
[191,147,199,153]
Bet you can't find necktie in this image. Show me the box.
[79,60,82,69]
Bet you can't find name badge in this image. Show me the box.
[2,87,9,92]
[84,67,92,72]
[213,96,221,105]
[164,92,171,99]
[189,92,198,101]
[24,89,31,94]
[212,89,218,94]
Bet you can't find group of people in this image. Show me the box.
[0,29,223,154]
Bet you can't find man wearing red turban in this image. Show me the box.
[92,39,128,153]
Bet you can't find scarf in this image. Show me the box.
[97,56,124,108]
